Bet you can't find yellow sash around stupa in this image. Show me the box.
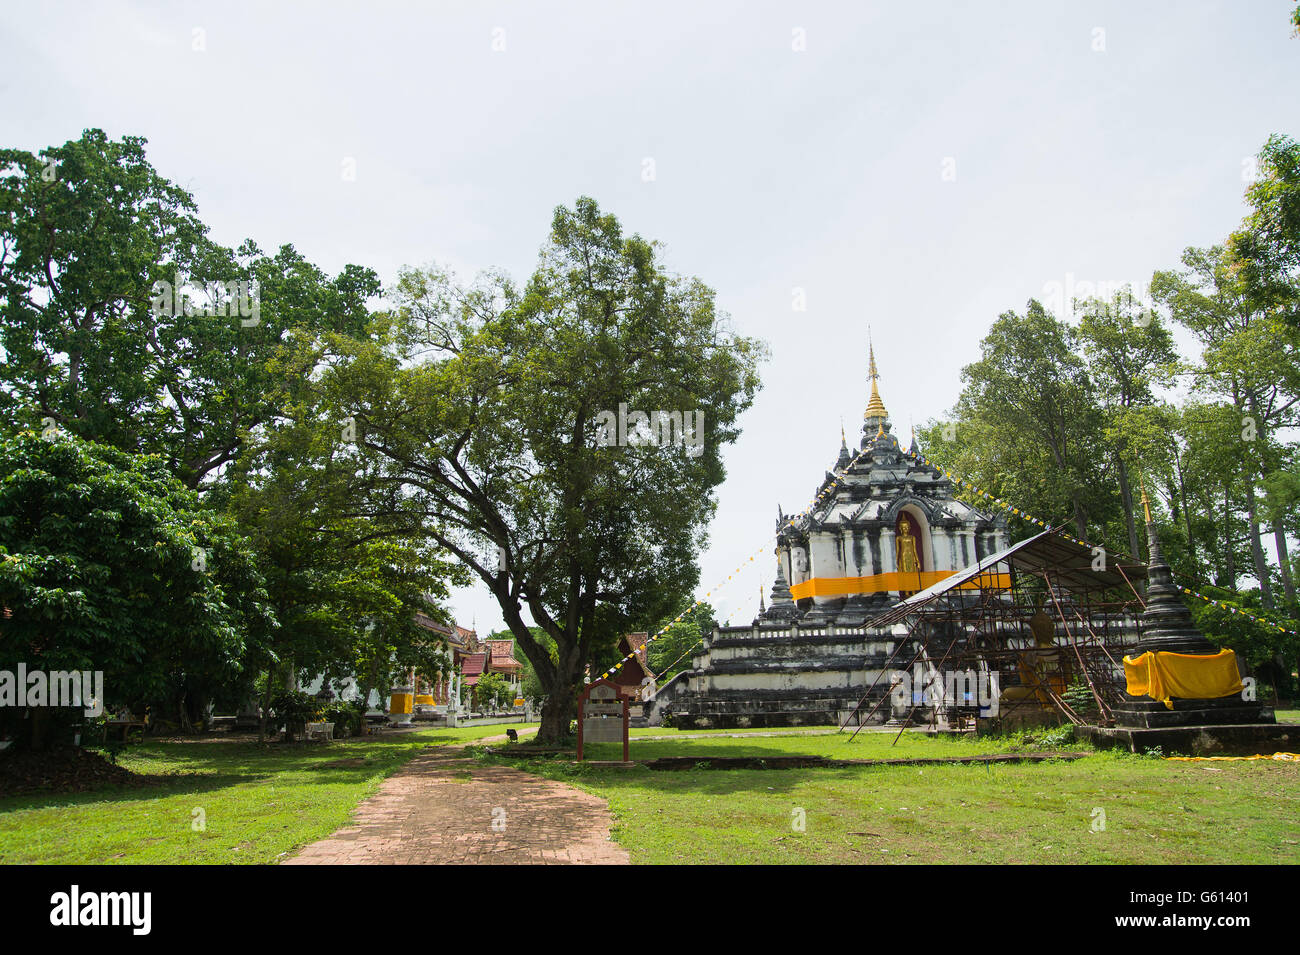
[1122,648,1243,709]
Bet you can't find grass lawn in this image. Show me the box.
[484,729,1300,864]
[0,724,531,864]
[579,726,1076,760]
[628,725,843,737]
[1275,709,1299,723]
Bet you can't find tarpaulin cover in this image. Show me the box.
[1123,648,1243,709]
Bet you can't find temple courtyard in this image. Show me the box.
[0,720,1295,865]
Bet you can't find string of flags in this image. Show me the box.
[594,437,882,682]
[905,448,1299,638]
[593,543,767,683]
[1179,586,1297,635]
[596,434,1297,685]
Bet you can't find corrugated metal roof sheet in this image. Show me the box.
[867,530,1147,628]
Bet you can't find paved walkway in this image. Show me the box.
[283,739,628,866]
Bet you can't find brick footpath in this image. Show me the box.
[283,742,629,865]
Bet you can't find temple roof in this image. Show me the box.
[867,530,1149,628]
[779,338,1002,538]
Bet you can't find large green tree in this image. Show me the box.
[1151,244,1300,606]
[223,369,468,735]
[0,129,380,489]
[922,301,1109,540]
[1076,291,1179,562]
[326,198,764,742]
[0,432,272,748]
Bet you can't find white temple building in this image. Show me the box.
[653,342,1012,729]
[774,342,1009,624]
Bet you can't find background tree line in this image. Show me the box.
[919,134,1300,697]
[0,130,464,747]
[0,130,762,748]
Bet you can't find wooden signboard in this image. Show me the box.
[576,678,629,762]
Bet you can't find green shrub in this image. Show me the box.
[270,690,321,739]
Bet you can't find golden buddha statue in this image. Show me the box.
[896,515,921,576]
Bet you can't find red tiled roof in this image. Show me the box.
[486,639,522,671]
[461,653,487,678]
[620,632,654,675]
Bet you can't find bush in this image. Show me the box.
[270,690,321,739]
[322,703,362,738]
[1037,724,1075,748]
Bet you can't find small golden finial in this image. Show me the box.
[1138,469,1152,524]
[864,334,888,421]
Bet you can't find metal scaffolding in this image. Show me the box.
[838,530,1149,740]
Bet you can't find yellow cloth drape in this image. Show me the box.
[1122,649,1243,709]
[1166,753,1298,762]
[789,570,1010,600]
[390,692,413,714]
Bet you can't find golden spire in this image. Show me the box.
[1138,469,1152,524]
[864,333,888,421]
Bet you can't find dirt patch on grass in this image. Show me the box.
[641,752,1094,771]
[0,746,170,797]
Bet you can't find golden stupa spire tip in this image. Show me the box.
[864,332,888,421]
[1138,468,1152,524]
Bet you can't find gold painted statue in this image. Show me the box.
[896,516,921,575]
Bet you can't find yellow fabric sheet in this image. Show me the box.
[1166,753,1298,762]
[389,692,413,714]
[789,570,1010,600]
[1122,649,1243,709]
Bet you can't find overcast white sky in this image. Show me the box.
[3,1,1297,634]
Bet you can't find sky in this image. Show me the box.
[3,1,1297,635]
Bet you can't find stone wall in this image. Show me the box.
[662,622,912,729]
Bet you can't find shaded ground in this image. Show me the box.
[0,746,178,797]
[0,725,534,864]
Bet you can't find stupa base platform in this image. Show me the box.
[1076,720,1296,755]
[1111,695,1271,729]
[668,689,896,730]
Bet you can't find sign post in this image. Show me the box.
[576,678,629,762]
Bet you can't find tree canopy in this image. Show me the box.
[325,197,765,741]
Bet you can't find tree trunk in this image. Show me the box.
[357,682,373,735]
[537,671,580,744]
[30,707,47,752]
[1223,483,1235,588]
[1244,479,1274,608]
[1116,458,1140,560]
[1172,444,1196,568]
[1273,519,1296,605]
[538,697,573,744]
[258,670,275,743]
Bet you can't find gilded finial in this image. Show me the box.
[1138,469,1152,524]
[864,334,888,421]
